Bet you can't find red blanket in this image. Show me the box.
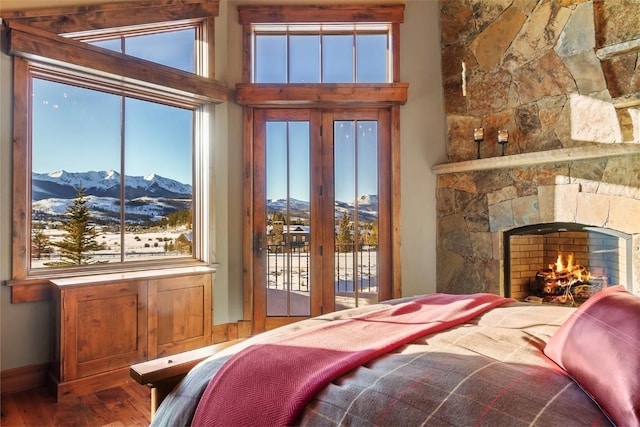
[192,293,513,427]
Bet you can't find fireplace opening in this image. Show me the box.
[504,223,632,305]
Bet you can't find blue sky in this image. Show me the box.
[32,28,384,198]
[261,31,385,204]
[32,80,193,185]
[31,29,194,185]
[267,120,378,203]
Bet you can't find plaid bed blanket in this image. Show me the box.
[151,298,612,427]
[192,293,512,426]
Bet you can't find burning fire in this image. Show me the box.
[531,253,603,306]
[549,253,591,284]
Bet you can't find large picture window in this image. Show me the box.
[5,2,226,285]
[31,77,194,269]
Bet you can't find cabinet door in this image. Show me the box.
[148,274,212,358]
[61,280,147,381]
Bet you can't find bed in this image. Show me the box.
[142,285,639,426]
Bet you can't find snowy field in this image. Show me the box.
[265,251,378,294]
[31,228,189,268]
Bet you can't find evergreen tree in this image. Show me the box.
[31,228,51,260]
[366,222,378,246]
[271,211,286,224]
[336,211,353,253]
[46,186,103,266]
[167,209,192,228]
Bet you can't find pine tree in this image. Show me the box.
[46,186,103,266]
[31,228,51,260]
[271,211,286,224]
[366,222,378,246]
[336,211,353,253]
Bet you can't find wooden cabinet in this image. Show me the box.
[49,267,213,400]
[148,274,212,359]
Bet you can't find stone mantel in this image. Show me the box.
[432,144,640,175]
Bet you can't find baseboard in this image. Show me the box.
[51,366,133,401]
[212,320,254,343]
[0,363,49,395]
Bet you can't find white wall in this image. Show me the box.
[399,0,446,297]
[0,0,446,371]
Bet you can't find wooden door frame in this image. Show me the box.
[242,106,402,334]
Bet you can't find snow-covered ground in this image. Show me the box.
[265,251,378,293]
[32,228,379,310]
[31,227,189,268]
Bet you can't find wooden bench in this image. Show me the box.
[130,339,244,418]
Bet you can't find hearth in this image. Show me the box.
[504,223,632,305]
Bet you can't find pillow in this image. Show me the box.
[544,285,640,426]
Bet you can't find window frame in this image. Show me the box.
[4,1,226,294]
[236,4,407,108]
[251,23,393,84]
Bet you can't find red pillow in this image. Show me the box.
[544,285,640,426]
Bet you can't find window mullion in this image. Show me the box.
[120,96,127,263]
[352,32,357,84]
[286,28,290,84]
[319,28,324,83]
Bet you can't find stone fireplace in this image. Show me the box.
[436,1,640,299]
[434,154,640,299]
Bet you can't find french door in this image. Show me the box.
[251,108,392,332]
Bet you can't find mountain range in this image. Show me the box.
[32,170,378,225]
[268,194,378,223]
[32,170,191,201]
[32,170,191,224]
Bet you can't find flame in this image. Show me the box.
[549,253,591,283]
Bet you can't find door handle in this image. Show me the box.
[255,232,263,254]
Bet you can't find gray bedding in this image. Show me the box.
[151,298,611,426]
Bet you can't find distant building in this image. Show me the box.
[266,223,310,253]
[175,231,193,254]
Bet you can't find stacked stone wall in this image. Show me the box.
[437,1,640,295]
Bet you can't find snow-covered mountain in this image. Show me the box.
[267,195,378,222]
[32,170,191,201]
[32,170,192,225]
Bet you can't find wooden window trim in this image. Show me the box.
[5,20,228,105]
[237,4,404,25]
[0,0,219,35]
[236,83,408,108]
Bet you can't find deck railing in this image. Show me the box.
[265,243,378,293]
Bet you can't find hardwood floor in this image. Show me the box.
[1,380,151,426]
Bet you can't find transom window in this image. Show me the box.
[77,25,197,73]
[252,24,391,83]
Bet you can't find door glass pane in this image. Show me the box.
[290,35,320,83]
[334,120,379,310]
[266,121,311,316]
[256,35,287,83]
[356,34,388,83]
[322,34,354,83]
[124,99,193,262]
